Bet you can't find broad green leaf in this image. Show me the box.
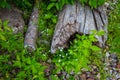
[44,14,52,19]
[98,0,105,6]
[61,0,65,7]
[90,30,97,34]
[16,55,20,61]
[3,20,9,27]
[55,3,59,10]
[32,65,37,74]
[47,3,55,10]
[51,75,59,80]
[91,46,101,51]
[89,0,97,8]
[13,61,21,67]
[32,75,38,80]
[0,28,3,31]
[0,34,6,41]
[97,30,105,36]
[17,71,26,77]
[5,26,12,31]
[26,57,31,64]
[52,17,57,23]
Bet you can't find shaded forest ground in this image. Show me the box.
[0,0,120,80]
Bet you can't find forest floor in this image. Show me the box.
[0,1,120,80]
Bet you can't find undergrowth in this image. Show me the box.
[107,0,120,54]
[0,0,120,80]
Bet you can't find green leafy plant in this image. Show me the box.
[107,0,120,54]
[0,20,47,79]
[0,0,120,79]
[13,50,46,80]
[38,1,57,53]
[52,30,104,79]
[0,0,10,8]
[0,20,23,53]
[0,0,33,10]
[0,20,21,79]
[47,0,106,11]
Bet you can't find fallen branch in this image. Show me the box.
[24,6,39,51]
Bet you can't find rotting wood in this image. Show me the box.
[0,6,25,34]
[51,2,108,53]
[24,6,39,51]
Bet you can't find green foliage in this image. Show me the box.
[0,0,120,79]
[0,20,11,41]
[107,0,120,54]
[47,0,74,10]
[0,20,46,79]
[0,21,23,53]
[0,0,33,9]
[0,0,10,8]
[87,0,106,8]
[79,0,106,8]
[52,31,104,78]
[13,0,33,9]
[38,1,57,52]
[47,0,106,10]
[13,50,46,80]
[37,1,107,79]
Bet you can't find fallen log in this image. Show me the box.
[24,6,39,51]
[51,2,108,53]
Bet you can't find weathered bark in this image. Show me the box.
[0,6,25,33]
[51,2,108,53]
[24,6,39,51]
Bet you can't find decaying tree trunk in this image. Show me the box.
[24,6,39,51]
[0,6,25,33]
[51,2,108,53]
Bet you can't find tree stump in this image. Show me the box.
[51,2,108,53]
[24,7,39,51]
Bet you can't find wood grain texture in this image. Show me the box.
[51,2,108,53]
